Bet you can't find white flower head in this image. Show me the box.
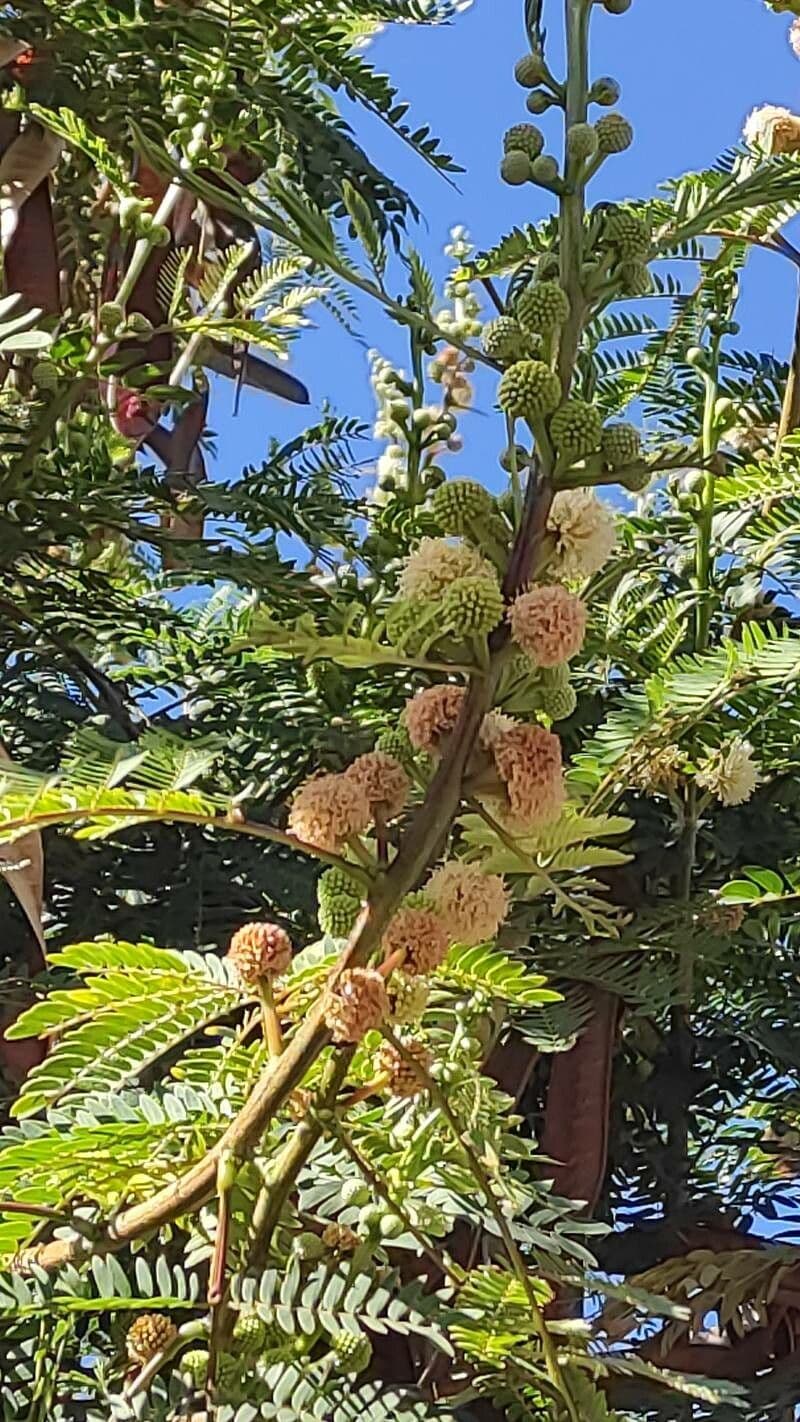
[743,103,800,154]
[398,537,496,601]
[546,488,617,580]
[698,739,760,807]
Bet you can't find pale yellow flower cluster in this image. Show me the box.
[398,537,495,602]
[546,488,617,580]
[697,740,760,807]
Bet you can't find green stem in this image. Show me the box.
[558,0,591,393]
[694,357,720,651]
[258,978,284,1058]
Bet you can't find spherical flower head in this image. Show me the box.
[398,537,493,601]
[601,422,642,469]
[516,280,570,335]
[515,53,548,88]
[442,574,505,638]
[403,683,465,754]
[227,921,293,985]
[332,1331,373,1374]
[382,905,450,976]
[375,724,416,768]
[431,478,497,534]
[744,103,800,154]
[603,207,651,259]
[378,1038,434,1098]
[388,971,430,1024]
[426,860,509,946]
[697,739,760,807]
[180,1348,211,1386]
[595,113,633,154]
[546,488,617,579]
[498,360,562,420]
[701,900,746,937]
[344,751,409,821]
[503,123,544,159]
[508,585,587,667]
[550,399,603,460]
[539,680,577,722]
[325,967,389,1043]
[126,1314,178,1365]
[618,260,653,297]
[289,773,371,851]
[318,866,362,904]
[319,893,361,938]
[501,150,532,185]
[482,315,531,361]
[566,122,598,161]
[491,723,565,827]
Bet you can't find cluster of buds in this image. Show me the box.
[317,866,363,939]
[438,225,482,341]
[388,535,505,651]
[368,349,459,507]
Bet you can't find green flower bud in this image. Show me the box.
[501,151,532,186]
[423,464,447,490]
[603,206,651,258]
[595,113,634,153]
[503,123,545,159]
[539,681,577,722]
[98,301,124,334]
[294,1230,326,1260]
[499,443,529,473]
[530,154,560,186]
[441,574,505,638]
[378,1213,405,1240]
[375,725,416,768]
[550,399,603,459]
[516,279,570,334]
[514,53,548,87]
[482,315,529,361]
[31,360,58,391]
[319,893,361,938]
[385,599,429,654]
[119,195,147,230]
[318,867,362,905]
[498,360,562,420]
[233,1313,267,1356]
[537,251,561,282]
[217,1353,239,1388]
[358,1203,386,1234]
[180,1348,210,1386]
[526,90,553,115]
[590,76,622,107]
[431,478,497,533]
[331,1331,372,1374]
[600,422,642,468]
[566,123,599,161]
[388,972,430,1025]
[685,345,708,369]
[127,311,154,336]
[340,1178,370,1206]
[620,465,652,493]
[604,0,632,12]
[618,261,652,297]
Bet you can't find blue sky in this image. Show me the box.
[211,0,800,498]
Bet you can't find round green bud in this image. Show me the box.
[389,972,430,1025]
[537,251,561,282]
[332,1331,373,1374]
[423,464,447,490]
[604,0,632,12]
[118,195,147,230]
[514,53,548,87]
[98,301,124,334]
[541,661,571,690]
[685,345,708,370]
[498,360,562,420]
[540,682,577,722]
[319,893,361,938]
[127,312,154,336]
[358,1203,386,1234]
[684,470,706,495]
[503,123,545,159]
[341,1178,370,1206]
[500,151,532,186]
[180,1348,210,1386]
[217,1353,239,1387]
[516,280,570,334]
[526,90,553,115]
[441,574,505,639]
[385,600,429,655]
[600,422,641,468]
[31,360,58,391]
[618,261,652,297]
[603,206,650,258]
[294,1230,326,1260]
[499,443,529,473]
[566,123,599,161]
[595,113,634,153]
[590,76,622,107]
[233,1313,267,1356]
[530,154,560,186]
[550,399,603,459]
[482,315,528,361]
[318,866,362,905]
[620,465,651,493]
[431,478,497,533]
[375,725,416,768]
[378,1213,405,1240]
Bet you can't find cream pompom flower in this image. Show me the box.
[508,585,587,667]
[398,537,495,601]
[403,684,466,754]
[743,103,800,154]
[288,772,371,850]
[426,860,509,946]
[546,488,616,580]
[490,722,565,827]
[697,740,760,807]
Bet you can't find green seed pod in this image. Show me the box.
[595,113,634,154]
[98,301,124,334]
[530,154,560,186]
[526,90,553,115]
[500,151,532,186]
[503,123,545,159]
[539,682,577,722]
[318,867,362,905]
[498,360,562,420]
[516,279,570,334]
[550,399,603,459]
[180,1348,210,1386]
[590,76,622,107]
[482,315,528,361]
[514,53,548,87]
[332,1331,373,1374]
[603,206,651,258]
[233,1313,267,1356]
[566,123,599,161]
[431,478,497,533]
[618,261,653,297]
[441,574,505,639]
[600,422,642,468]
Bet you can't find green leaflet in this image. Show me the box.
[438,943,561,1009]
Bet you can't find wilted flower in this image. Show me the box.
[508,585,587,666]
[743,103,800,154]
[426,860,509,945]
[697,740,760,806]
[629,744,684,796]
[403,684,466,753]
[490,723,565,827]
[289,772,371,850]
[546,488,616,579]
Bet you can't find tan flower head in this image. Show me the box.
[629,744,684,796]
[546,488,616,579]
[744,103,800,153]
[403,683,465,754]
[325,967,388,1043]
[398,537,494,601]
[479,710,517,748]
[227,921,293,984]
[344,751,410,820]
[322,1221,360,1252]
[289,772,371,851]
[697,739,760,807]
[378,1038,434,1098]
[701,901,746,937]
[508,585,587,667]
[426,860,509,946]
[490,723,565,827]
[382,905,450,976]
[126,1314,178,1365]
